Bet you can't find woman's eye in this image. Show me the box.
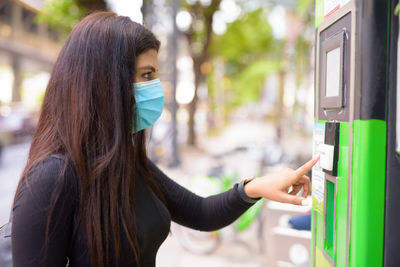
[142,72,152,79]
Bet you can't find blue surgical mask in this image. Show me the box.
[133,78,164,132]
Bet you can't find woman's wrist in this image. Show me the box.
[237,177,260,203]
[243,177,260,199]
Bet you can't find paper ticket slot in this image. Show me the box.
[323,122,340,176]
[319,144,334,171]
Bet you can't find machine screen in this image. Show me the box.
[325,47,341,97]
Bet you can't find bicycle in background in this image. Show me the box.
[172,141,299,257]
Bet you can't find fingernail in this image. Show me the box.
[301,199,309,206]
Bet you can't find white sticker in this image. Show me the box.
[324,0,351,18]
[312,123,325,204]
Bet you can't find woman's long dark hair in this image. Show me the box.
[13,11,164,267]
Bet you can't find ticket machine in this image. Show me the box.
[312,0,400,266]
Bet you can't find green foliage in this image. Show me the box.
[228,60,281,106]
[208,0,314,125]
[211,8,276,64]
[209,8,281,114]
[35,0,86,35]
[293,34,312,85]
[296,0,314,17]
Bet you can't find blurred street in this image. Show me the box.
[0,141,29,225]
[0,0,396,266]
[157,223,262,267]
[0,117,312,267]
[0,141,263,267]
[154,117,312,267]
[0,1,315,265]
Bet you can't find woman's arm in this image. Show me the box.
[149,161,255,232]
[149,155,318,232]
[12,156,76,267]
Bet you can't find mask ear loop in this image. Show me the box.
[132,86,140,133]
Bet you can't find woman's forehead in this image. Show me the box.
[136,49,158,69]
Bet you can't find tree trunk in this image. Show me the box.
[187,58,202,146]
[168,0,181,167]
[276,70,286,142]
[11,54,21,102]
[142,0,154,28]
[184,0,221,146]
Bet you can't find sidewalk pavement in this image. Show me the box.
[157,223,262,267]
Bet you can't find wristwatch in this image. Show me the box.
[237,177,261,204]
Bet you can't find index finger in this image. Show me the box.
[294,155,320,177]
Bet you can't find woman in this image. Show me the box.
[11,11,318,267]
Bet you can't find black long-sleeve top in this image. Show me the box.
[11,154,255,266]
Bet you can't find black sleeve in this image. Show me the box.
[149,161,256,232]
[12,156,77,267]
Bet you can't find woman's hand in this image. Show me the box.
[244,155,320,205]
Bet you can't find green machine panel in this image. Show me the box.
[312,0,391,266]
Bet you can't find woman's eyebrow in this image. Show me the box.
[138,65,157,72]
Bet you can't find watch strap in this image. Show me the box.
[237,177,261,204]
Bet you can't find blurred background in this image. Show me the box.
[0,0,315,266]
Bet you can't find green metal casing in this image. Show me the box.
[312,1,389,266]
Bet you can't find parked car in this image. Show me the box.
[0,103,38,163]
